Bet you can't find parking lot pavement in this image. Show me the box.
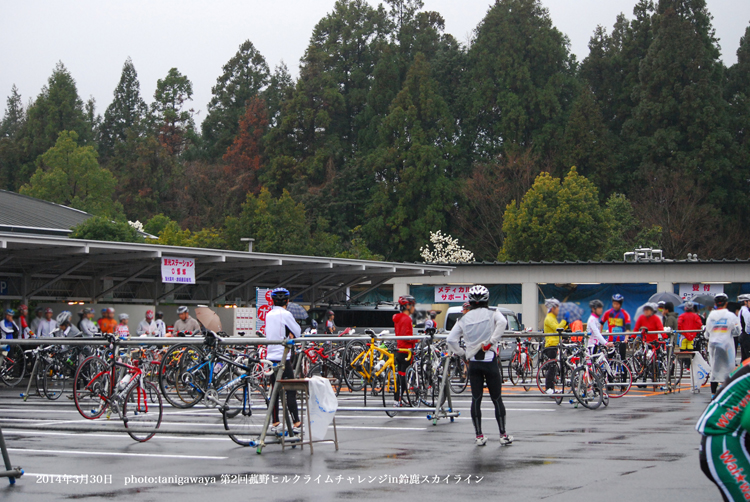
[0,385,718,501]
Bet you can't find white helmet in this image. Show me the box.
[56,311,72,325]
[119,313,129,321]
[738,294,750,302]
[544,298,561,311]
[468,285,490,303]
[643,302,658,312]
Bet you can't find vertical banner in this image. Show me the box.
[161,257,196,284]
[256,288,272,335]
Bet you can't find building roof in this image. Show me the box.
[0,233,452,305]
[0,190,92,236]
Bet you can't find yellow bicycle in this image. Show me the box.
[344,330,411,416]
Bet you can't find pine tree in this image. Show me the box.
[99,58,148,161]
[462,0,577,162]
[0,85,24,139]
[0,85,25,190]
[201,41,270,159]
[152,68,195,156]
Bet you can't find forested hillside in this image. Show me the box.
[1,0,748,262]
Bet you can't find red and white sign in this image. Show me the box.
[256,288,272,334]
[679,283,724,300]
[161,257,195,284]
[434,286,471,303]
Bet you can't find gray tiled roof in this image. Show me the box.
[0,190,92,232]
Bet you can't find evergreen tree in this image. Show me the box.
[362,54,454,261]
[202,41,270,159]
[727,25,750,185]
[263,63,294,128]
[463,0,577,162]
[99,58,148,161]
[0,85,24,139]
[0,85,25,190]
[152,68,195,156]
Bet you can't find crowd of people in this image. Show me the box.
[0,305,203,339]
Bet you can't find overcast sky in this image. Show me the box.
[1,0,749,119]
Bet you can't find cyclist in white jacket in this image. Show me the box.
[447,285,512,446]
[587,300,613,352]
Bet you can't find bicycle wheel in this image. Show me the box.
[123,380,163,442]
[159,345,206,408]
[604,359,632,398]
[537,359,565,405]
[404,365,422,407]
[73,356,111,419]
[0,345,26,387]
[448,356,468,394]
[571,366,604,410]
[343,341,367,392]
[308,363,343,396]
[222,381,269,446]
[508,352,531,390]
[42,361,66,400]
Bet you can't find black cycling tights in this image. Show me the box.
[468,360,506,437]
[395,352,410,403]
[270,361,299,424]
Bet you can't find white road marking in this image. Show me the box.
[7,448,227,460]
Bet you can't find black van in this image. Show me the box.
[303,304,430,334]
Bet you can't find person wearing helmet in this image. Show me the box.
[115,313,130,339]
[37,308,57,338]
[392,295,418,407]
[56,311,81,338]
[98,308,117,334]
[586,300,613,352]
[601,294,631,360]
[1,309,20,341]
[461,302,471,315]
[137,309,157,336]
[424,311,438,330]
[447,285,512,446]
[154,311,166,337]
[678,301,703,351]
[16,304,30,339]
[635,303,665,344]
[324,310,337,335]
[706,293,741,398]
[656,300,667,323]
[542,298,568,394]
[737,294,750,362]
[29,307,44,338]
[79,308,99,336]
[264,287,302,434]
[173,306,201,336]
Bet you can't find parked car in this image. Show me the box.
[442,306,524,360]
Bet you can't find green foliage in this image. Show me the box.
[19,131,120,217]
[143,213,173,236]
[156,220,226,249]
[335,226,384,261]
[152,68,195,156]
[202,41,270,159]
[500,168,610,262]
[99,58,148,161]
[601,193,662,261]
[69,216,144,243]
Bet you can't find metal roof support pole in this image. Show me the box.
[21,273,29,305]
[0,256,13,268]
[94,264,156,301]
[213,270,269,304]
[348,277,392,302]
[27,260,90,298]
[316,276,368,304]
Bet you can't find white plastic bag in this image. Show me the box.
[692,352,712,391]
[307,376,338,441]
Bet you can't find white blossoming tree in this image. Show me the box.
[128,220,144,232]
[420,231,475,263]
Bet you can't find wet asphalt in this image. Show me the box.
[0,382,717,502]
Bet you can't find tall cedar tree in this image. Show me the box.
[463,0,577,162]
[222,97,269,214]
[363,53,454,261]
[625,0,734,208]
[99,58,148,162]
[727,25,750,193]
[151,68,195,156]
[202,41,270,160]
[0,85,25,190]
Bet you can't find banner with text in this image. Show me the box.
[256,288,272,334]
[434,286,471,303]
[161,257,195,284]
[679,283,724,300]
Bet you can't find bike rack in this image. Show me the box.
[0,425,23,485]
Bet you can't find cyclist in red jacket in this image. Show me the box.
[392,295,416,407]
[678,301,703,351]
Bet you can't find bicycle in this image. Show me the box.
[508,337,537,391]
[0,343,25,387]
[73,334,163,442]
[570,344,606,410]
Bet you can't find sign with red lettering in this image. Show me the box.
[256,288,273,334]
[434,286,471,303]
[679,283,724,300]
[161,257,196,284]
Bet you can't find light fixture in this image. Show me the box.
[701,282,732,285]
[67,301,76,305]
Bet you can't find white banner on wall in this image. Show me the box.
[434,286,471,303]
[679,283,724,300]
[161,257,196,284]
[256,288,272,334]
